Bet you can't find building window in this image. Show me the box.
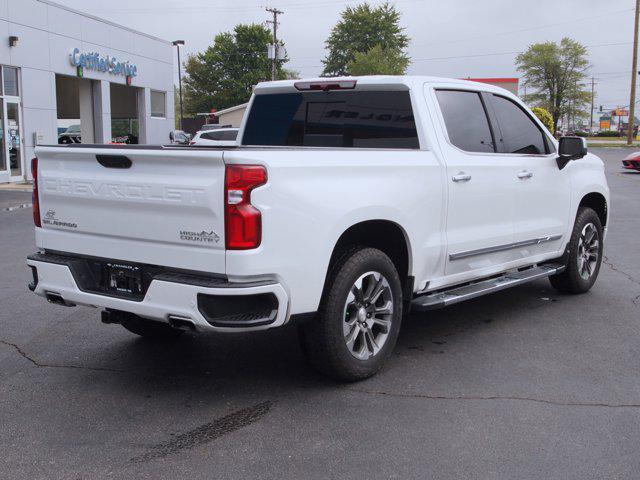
[3,67,19,96]
[150,90,166,118]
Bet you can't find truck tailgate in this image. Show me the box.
[34,146,226,274]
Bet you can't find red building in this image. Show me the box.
[466,78,519,96]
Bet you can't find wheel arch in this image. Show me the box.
[325,220,413,289]
[579,192,608,227]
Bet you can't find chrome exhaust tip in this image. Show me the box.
[168,315,196,331]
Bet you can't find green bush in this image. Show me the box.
[573,131,588,137]
[596,130,620,137]
[531,107,554,132]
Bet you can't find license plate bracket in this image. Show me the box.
[106,262,143,296]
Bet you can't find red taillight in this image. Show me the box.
[294,80,357,91]
[225,165,267,250]
[31,157,41,227]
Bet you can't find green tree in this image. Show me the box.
[183,24,291,114]
[516,38,590,132]
[532,107,554,133]
[174,85,181,129]
[322,2,409,77]
[347,44,410,76]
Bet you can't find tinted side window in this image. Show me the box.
[491,95,547,154]
[436,90,495,153]
[242,91,419,149]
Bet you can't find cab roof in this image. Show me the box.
[253,75,515,96]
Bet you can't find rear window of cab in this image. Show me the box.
[242,91,419,149]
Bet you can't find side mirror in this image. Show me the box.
[169,131,175,142]
[557,136,587,169]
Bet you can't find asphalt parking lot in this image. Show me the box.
[0,189,31,211]
[1,147,639,479]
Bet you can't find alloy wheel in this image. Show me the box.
[577,222,599,280]
[343,271,394,360]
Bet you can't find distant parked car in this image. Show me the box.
[58,124,81,144]
[197,123,227,132]
[622,151,640,171]
[112,134,138,144]
[189,127,238,146]
[169,130,191,145]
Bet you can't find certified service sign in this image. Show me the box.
[69,48,138,78]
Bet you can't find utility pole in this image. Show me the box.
[590,77,595,134]
[627,0,640,145]
[265,7,283,81]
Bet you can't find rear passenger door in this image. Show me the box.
[486,94,570,259]
[433,89,522,277]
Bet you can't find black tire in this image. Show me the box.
[549,207,603,294]
[121,315,184,340]
[299,247,403,382]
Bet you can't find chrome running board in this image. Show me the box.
[411,264,565,311]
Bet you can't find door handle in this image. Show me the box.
[517,170,533,179]
[452,172,472,183]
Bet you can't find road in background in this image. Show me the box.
[0,190,31,211]
[1,148,639,479]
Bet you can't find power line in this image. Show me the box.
[592,70,633,75]
[405,41,633,63]
[595,75,632,84]
[414,7,635,49]
[87,0,423,15]
[76,1,639,69]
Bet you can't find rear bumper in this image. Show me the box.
[27,253,290,333]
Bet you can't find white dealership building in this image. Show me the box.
[0,0,175,184]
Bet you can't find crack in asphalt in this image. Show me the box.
[0,339,125,373]
[603,256,640,287]
[350,388,640,409]
[603,256,640,305]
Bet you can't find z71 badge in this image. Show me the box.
[179,230,220,244]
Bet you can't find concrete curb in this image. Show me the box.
[0,183,33,192]
[1,203,33,212]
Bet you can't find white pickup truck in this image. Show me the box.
[28,76,609,381]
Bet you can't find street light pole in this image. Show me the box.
[627,0,640,145]
[172,40,185,130]
[590,76,595,135]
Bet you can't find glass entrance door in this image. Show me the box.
[6,101,22,180]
